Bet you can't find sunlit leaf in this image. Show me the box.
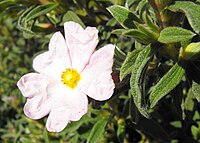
[158,27,195,44]
[107,5,142,29]
[192,81,200,102]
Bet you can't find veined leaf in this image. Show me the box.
[61,11,86,28]
[192,81,200,102]
[158,27,195,44]
[26,4,58,21]
[168,1,200,33]
[124,29,155,44]
[130,45,153,117]
[107,5,142,29]
[86,118,107,143]
[120,48,142,81]
[149,63,185,108]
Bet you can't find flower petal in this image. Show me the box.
[47,82,88,121]
[17,73,52,119]
[79,44,115,101]
[46,107,69,132]
[24,94,52,119]
[46,85,88,132]
[33,32,71,77]
[17,73,47,98]
[64,21,99,71]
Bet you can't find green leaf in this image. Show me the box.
[26,4,58,21]
[115,46,126,61]
[191,125,199,140]
[135,0,147,18]
[168,1,200,33]
[129,91,140,124]
[158,27,195,44]
[149,63,185,108]
[111,29,126,35]
[86,119,107,143]
[117,118,125,143]
[124,29,154,44]
[17,7,36,38]
[107,5,142,29]
[135,22,159,40]
[192,81,200,102]
[120,48,141,81]
[184,88,195,112]
[130,45,153,117]
[61,11,86,28]
[170,121,182,128]
[17,4,58,38]
[127,0,138,7]
[182,42,200,60]
[142,11,159,32]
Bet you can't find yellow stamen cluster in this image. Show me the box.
[61,68,81,89]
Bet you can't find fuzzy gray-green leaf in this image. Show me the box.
[107,5,142,29]
[86,119,107,143]
[124,29,154,44]
[168,1,200,33]
[130,45,152,117]
[150,63,185,108]
[192,81,200,102]
[120,48,141,81]
[158,27,195,44]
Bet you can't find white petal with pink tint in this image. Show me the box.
[64,21,99,71]
[47,82,88,121]
[17,73,47,98]
[17,73,52,119]
[24,94,52,119]
[45,89,88,132]
[46,107,69,132]
[33,32,71,74]
[79,44,115,101]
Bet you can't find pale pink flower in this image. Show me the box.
[17,21,115,132]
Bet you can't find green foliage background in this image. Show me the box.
[1,0,200,142]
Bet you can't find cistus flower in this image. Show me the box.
[17,21,115,132]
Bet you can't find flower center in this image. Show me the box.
[61,68,81,89]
